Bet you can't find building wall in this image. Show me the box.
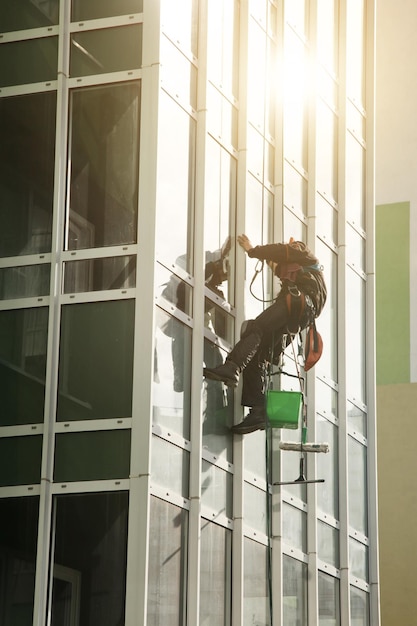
[0,1,379,625]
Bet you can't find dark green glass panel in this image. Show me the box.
[0,37,58,88]
[0,0,59,32]
[72,0,142,21]
[0,264,50,299]
[54,430,131,482]
[0,436,42,486]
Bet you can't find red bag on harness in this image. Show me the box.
[304,321,323,371]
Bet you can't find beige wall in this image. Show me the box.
[377,383,417,625]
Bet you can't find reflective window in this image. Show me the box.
[347,401,367,438]
[72,0,143,21]
[318,572,340,626]
[244,538,270,625]
[66,82,140,251]
[204,137,236,305]
[151,436,189,498]
[0,435,42,486]
[50,492,128,626]
[57,300,135,421]
[316,240,338,382]
[156,92,196,272]
[247,20,267,131]
[346,134,365,230]
[0,496,39,624]
[0,264,50,300]
[200,520,231,626]
[201,461,232,519]
[283,556,307,625]
[284,162,308,216]
[160,35,197,109]
[0,0,59,31]
[153,308,192,440]
[283,31,308,170]
[0,92,56,258]
[244,483,267,534]
[206,83,238,147]
[348,436,368,536]
[317,0,338,76]
[147,497,188,625]
[207,0,239,98]
[349,537,368,582]
[0,37,58,88]
[155,262,193,317]
[54,430,131,482]
[318,521,339,568]
[346,223,366,273]
[63,255,136,293]
[350,586,369,626]
[316,379,338,420]
[0,307,48,427]
[346,268,366,402]
[161,0,199,58]
[316,101,338,204]
[316,195,338,246]
[282,503,307,553]
[243,428,267,480]
[285,0,308,38]
[346,0,366,107]
[70,25,142,77]
[317,415,339,519]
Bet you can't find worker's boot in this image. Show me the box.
[231,406,268,434]
[203,332,261,387]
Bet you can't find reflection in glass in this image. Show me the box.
[282,503,307,553]
[72,0,143,21]
[316,240,338,382]
[0,264,50,300]
[57,300,135,421]
[70,25,142,77]
[318,572,340,626]
[155,263,193,317]
[244,483,267,535]
[0,37,58,88]
[244,538,270,626]
[54,430,131,482]
[156,92,196,272]
[147,497,188,625]
[0,0,59,31]
[283,556,307,625]
[0,435,42,487]
[0,497,39,624]
[0,92,56,258]
[151,436,189,498]
[63,255,136,293]
[350,586,369,626]
[346,268,366,402]
[317,415,339,519]
[0,307,48,426]
[200,520,231,626]
[160,35,197,109]
[50,492,128,626]
[348,436,368,536]
[347,401,367,437]
[153,308,192,440]
[201,461,232,519]
[318,521,339,568]
[67,82,140,250]
[349,537,368,582]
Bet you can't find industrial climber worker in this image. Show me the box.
[203,234,327,434]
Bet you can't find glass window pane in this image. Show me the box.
[318,572,340,626]
[247,21,267,131]
[283,556,307,625]
[283,31,308,170]
[0,37,58,88]
[151,436,189,498]
[0,0,59,31]
[70,25,142,77]
[349,537,368,582]
[200,521,231,626]
[154,308,192,440]
[72,0,143,21]
[317,415,339,519]
[348,400,367,437]
[285,0,308,38]
[346,0,365,107]
[160,35,197,109]
[161,0,199,58]
[147,497,188,626]
[201,461,232,519]
[346,268,366,402]
[67,82,140,251]
[316,101,338,204]
[348,436,368,536]
[317,0,338,76]
[282,503,307,553]
[0,92,56,258]
[57,300,135,421]
[54,430,131,482]
[350,586,369,626]
[63,255,136,293]
[244,483,267,534]
[346,134,365,230]
[0,435,42,486]
[244,538,270,626]
[316,240,338,382]
[0,307,48,426]
[0,496,39,624]
[0,264,50,299]
[206,84,238,147]
[51,492,128,626]
[284,162,307,216]
[207,0,239,98]
[318,521,339,568]
[155,262,193,317]
[156,92,195,272]
[346,223,366,273]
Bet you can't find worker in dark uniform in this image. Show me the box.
[204,234,327,434]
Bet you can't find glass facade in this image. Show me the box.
[0,1,378,625]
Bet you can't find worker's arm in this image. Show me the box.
[238,234,277,273]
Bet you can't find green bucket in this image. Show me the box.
[266,390,303,429]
